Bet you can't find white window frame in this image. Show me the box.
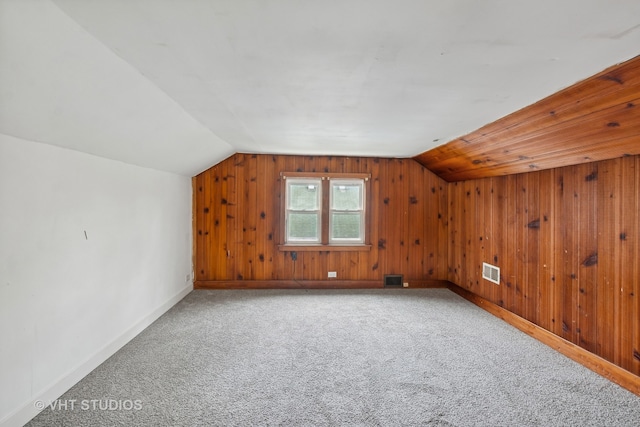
[328,178,365,244]
[284,177,322,244]
[280,172,371,250]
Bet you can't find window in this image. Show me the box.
[281,172,371,251]
[329,179,364,244]
[285,178,322,243]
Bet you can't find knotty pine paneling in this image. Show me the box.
[415,55,640,181]
[447,155,640,375]
[194,154,448,285]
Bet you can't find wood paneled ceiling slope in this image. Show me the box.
[1,1,639,176]
[414,55,640,181]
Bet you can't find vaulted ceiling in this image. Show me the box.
[1,1,639,176]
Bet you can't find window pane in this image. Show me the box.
[331,183,361,210]
[288,213,319,240]
[331,213,361,239]
[288,183,319,210]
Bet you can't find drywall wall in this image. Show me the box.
[0,134,193,426]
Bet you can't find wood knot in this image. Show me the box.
[582,253,598,267]
[600,75,623,85]
[527,219,540,229]
[585,172,597,182]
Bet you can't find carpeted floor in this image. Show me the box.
[28,288,640,426]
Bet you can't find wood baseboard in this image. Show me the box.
[447,283,640,397]
[195,279,450,290]
[195,280,379,289]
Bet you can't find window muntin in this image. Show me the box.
[329,179,365,244]
[285,178,322,243]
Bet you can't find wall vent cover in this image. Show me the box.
[482,262,500,284]
[384,274,403,287]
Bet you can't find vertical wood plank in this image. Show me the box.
[633,155,640,374]
[619,156,637,370]
[271,156,286,279]
[448,182,462,285]
[208,165,220,279]
[425,166,441,280]
[369,158,382,281]
[513,174,527,318]
[399,160,412,279]
[577,163,598,352]
[193,174,206,281]
[218,157,229,280]
[538,169,555,332]
[478,180,493,297]
[492,176,506,307]
[377,159,390,277]
[234,154,246,280]
[203,165,214,279]
[596,158,618,362]
[483,177,496,302]
[254,156,267,280]
[408,163,424,280]
[226,156,238,280]
[504,175,517,314]
[437,177,448,279]
[526,172,540,325]
[462,180,474,290]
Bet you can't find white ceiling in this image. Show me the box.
[1,1,639,176]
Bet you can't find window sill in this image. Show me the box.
[278,244,372,252]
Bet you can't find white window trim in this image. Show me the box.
[285,177,322,244]
[279,171,371,251]
[328,178,365,244]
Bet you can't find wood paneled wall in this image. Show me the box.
[193,154,448,285]
[447,155,640,375]
[414,55,640,181]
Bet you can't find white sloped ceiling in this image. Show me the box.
[1,0,639,175]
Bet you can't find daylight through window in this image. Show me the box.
[282,172,370,249]
[286,178,322,243]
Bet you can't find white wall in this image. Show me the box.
[0,134,194,427]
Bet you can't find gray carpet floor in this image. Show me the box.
[28,288,640,426]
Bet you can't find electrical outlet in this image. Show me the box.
[403,282,409,288]
[328,271,337,278]
[185,273,191,282]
